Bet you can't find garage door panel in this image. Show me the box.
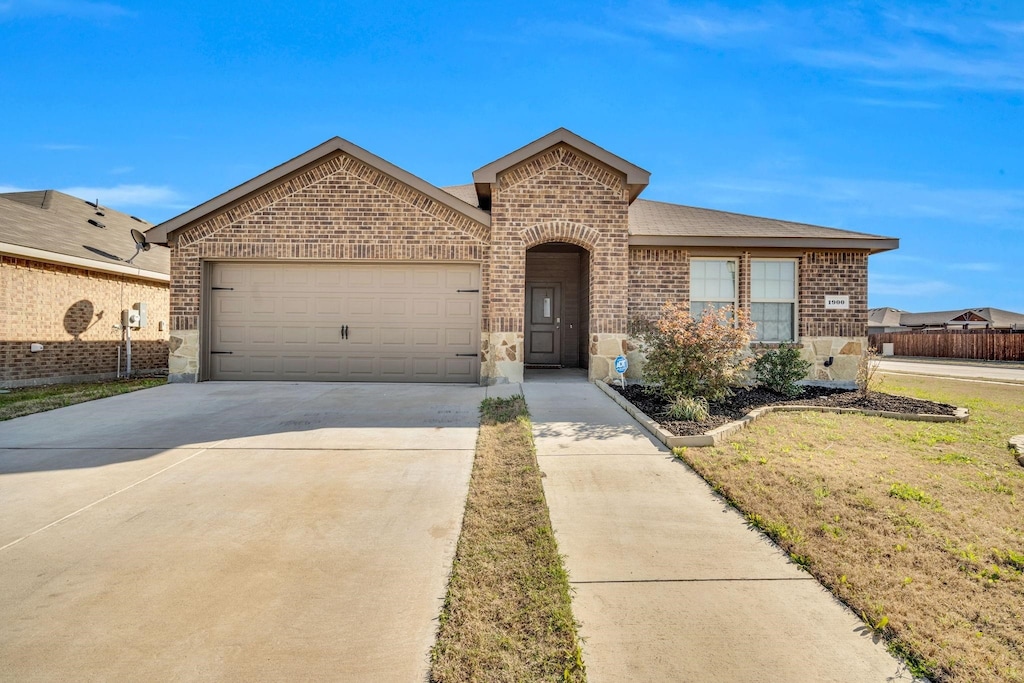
[209,263,480,382]
[249,356,278,375]
[250,327,278,345]
[251,298,276,315]
[282,298,309,315]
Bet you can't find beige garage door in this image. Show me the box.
[208,262,480,382]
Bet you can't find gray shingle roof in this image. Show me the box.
[898,308,1024,328]
[0,190,169,279]
[440,185,897,252]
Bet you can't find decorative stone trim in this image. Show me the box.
[1010,436,1024,467]
[596,380,970,449]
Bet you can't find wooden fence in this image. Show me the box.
[868,330,1024,362]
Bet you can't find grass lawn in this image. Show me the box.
[0,377,166,421]
[431,395,586,683]
[675,373,1024,683]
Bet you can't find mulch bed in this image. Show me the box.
[610,384,959,436]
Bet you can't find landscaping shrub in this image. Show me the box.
[630,301,756,402]
[752,342,812,398]
[665,394,711,422]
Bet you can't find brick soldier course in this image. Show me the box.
[146,128,898,385]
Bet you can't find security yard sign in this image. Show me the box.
[824,295,849,310]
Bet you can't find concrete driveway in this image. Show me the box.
[878,358,1024,383]
[0,382,483,682]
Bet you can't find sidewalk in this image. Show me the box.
[522,376,914,683]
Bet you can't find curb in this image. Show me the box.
[596,381,970,450]
[1010,436,1024,467]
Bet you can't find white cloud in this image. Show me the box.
[699,176,1024,225]
[38,143,90,151]
[851,97,941,109]
[870,275,957,297]
[0,0,130,21]
[0,184,28,194]
[58,184,181,208]
[947,262,1000,272]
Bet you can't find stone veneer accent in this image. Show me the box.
[1,255,169,387]
[167,151,490,382]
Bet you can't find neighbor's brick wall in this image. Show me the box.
[0,255,169,385]
[489,144,630,335]
[169,151,492,333]
[799,251,868,338]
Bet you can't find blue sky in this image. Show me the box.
[2,0,1022,312]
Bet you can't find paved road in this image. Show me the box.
[524,375,913,683]
[0,382,482,682]
[878,358,1024,383]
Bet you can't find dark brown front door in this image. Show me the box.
[526,283,561,365]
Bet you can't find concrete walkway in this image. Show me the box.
[0,382,482,683]
[522,375,914,682]
[878,358,1024,383]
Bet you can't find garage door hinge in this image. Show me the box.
[456,289,479,293]
[212,286,234,291]
[210,351,233,355]
[455,353,479,357]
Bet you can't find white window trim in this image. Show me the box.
[750,258,799,342]
[689,257,738,316]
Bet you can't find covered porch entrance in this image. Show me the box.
[524,242,590,370]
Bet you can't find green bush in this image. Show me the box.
[630,301,756,402]
[752,342,812,398]
[665,394,711,422]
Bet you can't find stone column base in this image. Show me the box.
[589,333,632,383]
[799,337,867,382]
[481,332,524,385]
[168,329,200,383]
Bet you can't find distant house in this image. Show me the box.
[0,190,170,387]
[868,307,1024,334]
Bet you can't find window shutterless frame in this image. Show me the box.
[750,258,798,342]
[689,257,738,319]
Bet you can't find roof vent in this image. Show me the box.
[88,219,106,228]
[130,215,145,223]
[95,211,105,217]
[85,199,99,208]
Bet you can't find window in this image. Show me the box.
[690,259,736,319]
[751,259,797,341]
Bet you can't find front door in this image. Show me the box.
[526,283,561,365]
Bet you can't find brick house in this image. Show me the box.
[146,129,897,385]
[0,190,170,387]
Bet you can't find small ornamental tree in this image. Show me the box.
[630,301,756,403]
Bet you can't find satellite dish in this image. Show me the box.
[126,228,151,263]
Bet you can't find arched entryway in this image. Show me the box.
[524,242,591,370]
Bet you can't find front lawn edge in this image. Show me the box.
[595,380,969,449]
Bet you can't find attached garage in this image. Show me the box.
[207,262,480,382]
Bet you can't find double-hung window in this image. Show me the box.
[751,259,797,341]
[690,259,737,319]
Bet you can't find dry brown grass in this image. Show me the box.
[430,396,586,683]
[0,377,165,421]
[676,373,1024,683]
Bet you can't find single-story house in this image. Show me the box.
[867,306,907,334]
[145,128,898,385]
[869,307,1024,333]
[0,190,170,387]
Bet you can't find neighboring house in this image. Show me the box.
[867,306,907,334]
[869,307,1024,333]
[0,190,170,387]
[145,128,898,385]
